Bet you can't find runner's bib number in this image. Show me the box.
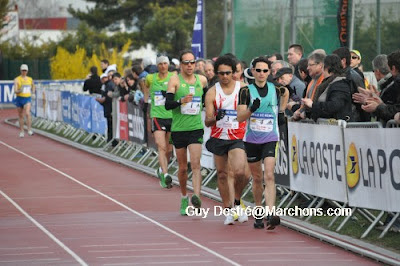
[21,85,31,94]
[181,96,201,115]
[249,112,274,132]
[154,91,166,106]
[216,109,239,129]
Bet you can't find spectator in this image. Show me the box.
[268,53,283,63]
[333,47,369,122]
[361,50,400,123]
[100,59,109,73]
[96,72,114,144]
[292,52,325,118]
[275,66,306,100]
[83,66,102,94]
[298,58,311,87]
[195,58,206,75]
[287,44,303,79]
[302,54,352,121]
[143,56,157,74]
[350,49,365,81]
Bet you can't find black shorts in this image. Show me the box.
[151,118,172,132]
[171,129,204,149]
[206,137,245,156]
[245,141,278,163]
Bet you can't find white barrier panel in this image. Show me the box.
[200,111,215,169]
[344,128,400,212]
[288,122,347,202]
[45,89,60,121]
[36,87,45,118]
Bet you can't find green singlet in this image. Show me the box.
[147,72,173,119]
[171,74,204,132]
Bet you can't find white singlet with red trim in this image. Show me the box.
[211,81,246,140]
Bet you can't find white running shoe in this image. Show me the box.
[28,130,34,136]
[224,211,235,225]
[19,131,24,138]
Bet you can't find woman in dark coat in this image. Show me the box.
[302,54,353,121]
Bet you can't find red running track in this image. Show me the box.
[0,109,378,265]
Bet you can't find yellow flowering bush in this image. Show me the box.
[50,40,132,80]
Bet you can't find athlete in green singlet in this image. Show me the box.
[165,50,208,215]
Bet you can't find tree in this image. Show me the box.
[0,0,10,30]
[68,0,197,56]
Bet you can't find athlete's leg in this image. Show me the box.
[187,143,202,196]
[263,157,277,209]
[214,153,230,208]
[25,102,32,131]
[154,130,169,174]
[17,107,24,132]
[175,147,188,196]
[249,161,263,207]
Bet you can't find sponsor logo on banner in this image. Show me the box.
[290,133,344,180]
[291,134,299,175]
[346,142,400,191]
[119,101,129,141]
[288,122,346,202]
[344,128,400,212]
[346,142,360,189]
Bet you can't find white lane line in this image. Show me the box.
[0,246,49,250]
[1,252,54,256]
[0,190,87,266]
[235,252,336,256]
[0,258,61,263]
[104,261,212,266]
[0,141,240,266]
[224,246,321,250]
[81,242,178,247]
[249,259,354,262]
[89,248,190,253]
[98,254,199,259]
[212,240,304,244]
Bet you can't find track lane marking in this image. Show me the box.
[0,141,240,266]
[0,190,87,266]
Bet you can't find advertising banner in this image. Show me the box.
[45,89,59,121]
[70,93,80,129]
[119,101,129,141]
[191,0,204,59]
[79,95,92,132]
[61,91,71,124]
[91,97,106,135]
[36,87,45,119]
[344,128,400,212]
[128,102,145,144]
[0,81,15,104]
[288,122,347,202]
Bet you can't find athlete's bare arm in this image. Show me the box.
[204,86,217,127]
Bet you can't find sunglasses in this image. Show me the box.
[217,71,232,76]
[181,60,196,65]
[255,68,269,73]
[351,56,359,60]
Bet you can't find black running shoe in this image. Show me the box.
[266,215,280,230]
[254,218,265,229]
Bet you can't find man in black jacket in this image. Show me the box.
[83,66,102,94]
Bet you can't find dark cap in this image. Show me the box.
[274,67,293,80]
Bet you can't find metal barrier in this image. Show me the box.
[386,119,399,128]
[30,109,400,241]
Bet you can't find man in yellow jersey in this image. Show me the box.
[143,55,174,189]
[14,64,35,138]
[165,50,208,215]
